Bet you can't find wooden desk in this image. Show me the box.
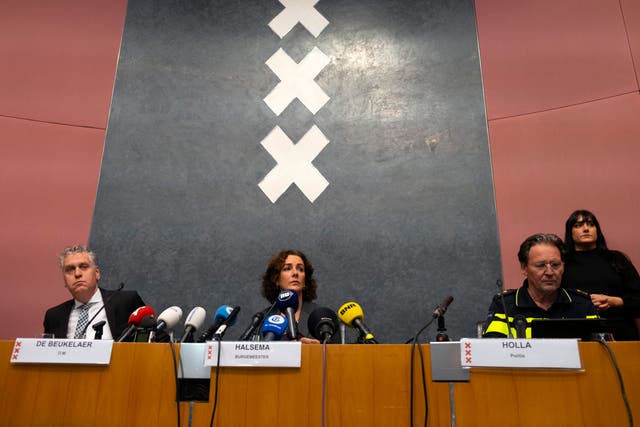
[0,341,637,427]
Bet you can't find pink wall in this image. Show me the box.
[1,0,640,338]
[0,0,127,339]
[476,0,640,287]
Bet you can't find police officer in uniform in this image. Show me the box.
[483,233,598,338]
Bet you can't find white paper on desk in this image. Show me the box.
[203,341,301,367]
[10,338,113,365]
[460,338,581,369]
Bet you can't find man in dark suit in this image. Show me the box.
[43,245,145,340]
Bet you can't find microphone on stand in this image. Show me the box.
[404,296,456,344]
[116,306,155,342]
[261,315,289,341]
[149,306,182,342]
[338,301,378,344]
[433,296,453,341]
[197,305,234,342]
[178,307,207,343]
[155,306,183,332]
[237,311,265,341]
[212,306,241,340]
[307,307,339,343]
[276,290,299,340]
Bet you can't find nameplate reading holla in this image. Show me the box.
[204,341,301,367]
[10,338,113,365]
[460,338,581,369]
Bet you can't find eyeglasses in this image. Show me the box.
[529,261,563,271]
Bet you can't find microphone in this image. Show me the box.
[307,307,339,342]
[432,296,454,318]
[92,320,106,340]
[338,302,378,344]
[276,289,299,340]
[213,306,241,340]
[134,315,157,343]
[179,307,207,343]
[404,297,454,344]
[514,314,527,338]
[197,305,234,342]
[261,314,289,341]
[237,311,266,341]
[78,282,125,339]
[116,305,155,342]
[155,306,183,332]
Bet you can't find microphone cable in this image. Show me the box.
[407,316,437,427]
[406,296,453,427]
[208,336,223,427]
[597,336,634,427]
[166,331,181,427]
[321,335,329,427]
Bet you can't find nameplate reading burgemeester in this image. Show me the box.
[10,338,113,365]
[460,338,581,369]
[204,341,301,367]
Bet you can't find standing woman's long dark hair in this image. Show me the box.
[564,209,630,272]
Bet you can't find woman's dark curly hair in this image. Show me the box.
[261,250,318,303]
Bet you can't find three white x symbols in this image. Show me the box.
[261,1,331,203]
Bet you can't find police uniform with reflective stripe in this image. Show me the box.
[482,280,599,338]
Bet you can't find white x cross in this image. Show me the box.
[264,47,330,116]
[258,125,330,203]
[268,0,329,38]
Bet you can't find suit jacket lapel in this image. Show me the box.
[100,288,117,336]
[57,300,74,338]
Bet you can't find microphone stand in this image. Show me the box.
[357,333,379,344]
[78,282,125,338]
[496,279,514,338]
[435,316,450,342]
[250,302,277,341]
[92,321,106,340]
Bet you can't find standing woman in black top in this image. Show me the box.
[563,209,640,340]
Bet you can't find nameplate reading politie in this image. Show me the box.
[459,338,581,369]
[10,338,113,365]
[204,341,301,368]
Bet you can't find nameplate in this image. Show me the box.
[203,341,301,367]
[10,338,113,365]
[459,338,581,369]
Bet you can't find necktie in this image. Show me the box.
[74,303,91,339]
